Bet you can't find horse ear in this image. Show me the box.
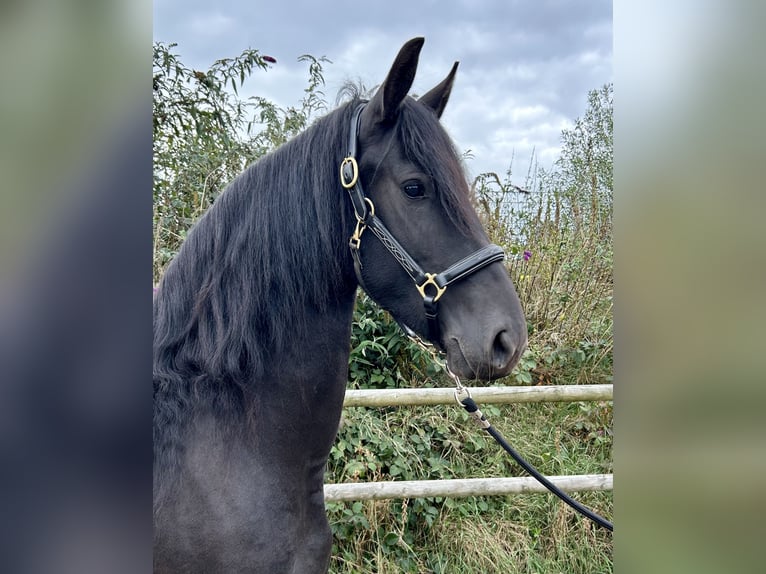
[368,37,425,124]
[419,61,459,118]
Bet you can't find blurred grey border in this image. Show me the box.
[0,1,152,573]
[615,1,766,572]
[1,1,764,572]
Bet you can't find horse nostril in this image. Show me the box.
[492,330,514,370]
[491,328,527,373]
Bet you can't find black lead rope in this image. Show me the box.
[459,396,614,532]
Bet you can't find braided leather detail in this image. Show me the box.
[366,216,425,283]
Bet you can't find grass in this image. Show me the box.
[326,397,613,573]
[329,493,613,573]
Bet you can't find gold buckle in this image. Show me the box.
[416,273,447,301]
[349,218,365,250]
[340,157,359,189]
[348,199,375,251]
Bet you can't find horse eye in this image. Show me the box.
[402,181,425,199]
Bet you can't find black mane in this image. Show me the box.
[153,100,366,508]
[153,101,360,390]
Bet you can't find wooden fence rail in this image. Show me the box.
[325,474,612,502]
[327,384,613,501]
[342,383,613,408]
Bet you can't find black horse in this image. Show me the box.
[153,37,527,573]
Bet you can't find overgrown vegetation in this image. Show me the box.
[153,42,330,282]
[153,43,613,573]
[473,84,613,388]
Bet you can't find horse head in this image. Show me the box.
[345,37,527,381]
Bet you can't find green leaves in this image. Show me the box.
[152,42,330,283]
[348,294,441,389]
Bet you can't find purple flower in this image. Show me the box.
[523,250,532,261]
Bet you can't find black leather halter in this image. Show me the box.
[340,103,506,346]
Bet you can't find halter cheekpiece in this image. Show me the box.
[340,103,506,346]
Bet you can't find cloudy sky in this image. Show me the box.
[153,0,612,182]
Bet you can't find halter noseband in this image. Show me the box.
[339,103,506,346]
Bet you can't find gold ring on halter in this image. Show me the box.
[340,157,359,189]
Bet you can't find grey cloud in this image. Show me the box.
[154,0,612,175]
